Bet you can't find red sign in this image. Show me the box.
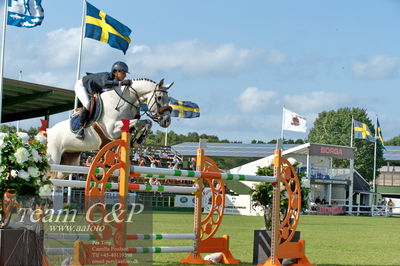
[318,206,346,215]
[309,144,354,159]
[320,146,343,156]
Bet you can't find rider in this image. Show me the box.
[74,61,132,139]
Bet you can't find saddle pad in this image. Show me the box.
[70,95,103,133]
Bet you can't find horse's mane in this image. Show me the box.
[132,78,157,84]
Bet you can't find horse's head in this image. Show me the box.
[129,78,173,128]
[146,79,173,128]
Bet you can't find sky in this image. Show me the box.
[1,0,400,143]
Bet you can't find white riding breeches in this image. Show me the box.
[74,79,90,109]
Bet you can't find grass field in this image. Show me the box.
[150,212,400,266]
[45,211,400,266]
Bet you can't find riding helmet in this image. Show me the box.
[111,61,129,73]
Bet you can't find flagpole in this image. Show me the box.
[373,116,378,193]
[74,0,87,109]
[280,107,285,140]
[69,0,87,205]
[0,2,8,123]
[349,116,354,214]
[350,116,354,147]
[164,127,168,146]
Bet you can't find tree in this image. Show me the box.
[267,139,305,144]
[386,136,400,146]
[0,125,17,133]
[251,140,266,144]
[250,166,309,229]
[308,108,385,182]
[0,125,39,138]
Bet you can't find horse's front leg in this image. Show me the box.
[131,119,152,144]
[129,119,152,133]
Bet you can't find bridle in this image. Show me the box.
[113,83,172,123]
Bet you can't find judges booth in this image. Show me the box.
[281,143,358,209]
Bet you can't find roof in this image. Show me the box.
[1,78,75,122]
[172,142,299,158]
[353,170,371,192]
[172,142,398,161]
[382,146,400,161]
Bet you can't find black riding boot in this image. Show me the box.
[76,107,90,139]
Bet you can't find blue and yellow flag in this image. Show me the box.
[85,1,132,54]
[140,98,200,118]
[354,120,374,142]
[169,98,200,118]
[377,118,385,148]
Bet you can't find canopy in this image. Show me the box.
[1,78,75,123]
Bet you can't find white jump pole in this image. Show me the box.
[50,179,198,194]
[45,233,196,241]
[49,164,276,183]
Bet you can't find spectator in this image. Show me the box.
[149,177,158,185]
[321,197,327,205]
[149,177,161,195]
[190,157,196,170]
[315,196,321,205]
[138,156,146,166]
[160,150,168,159]
[133,151,140,164]
[388,199,394,214]
[148,155,157,168]
[143,147,149,157]
[85,156,93,166]
[172,155,179,169]
[154,154,162,167]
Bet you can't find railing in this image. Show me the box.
[298,167,350,180]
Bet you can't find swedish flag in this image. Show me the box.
[354,120,374,142]
[85,1,132,54]
[169,98,200,118]
[377,118,385,148]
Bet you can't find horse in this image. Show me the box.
[47,78,173,179]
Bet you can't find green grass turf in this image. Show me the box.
[44,212,400,265]
[150,212,400,266]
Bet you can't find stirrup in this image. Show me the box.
[76,128,85,139]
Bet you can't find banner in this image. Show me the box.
[175,195,195,207]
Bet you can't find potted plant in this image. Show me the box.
[250,163,309,265]
[0,131,51,265]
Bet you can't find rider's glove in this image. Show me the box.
[120,80,132,86]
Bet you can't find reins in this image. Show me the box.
[113,83,171,123]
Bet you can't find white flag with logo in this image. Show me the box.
[282,108,307,133]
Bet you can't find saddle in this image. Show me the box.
[70,93,148,146]
[70,94,103,133]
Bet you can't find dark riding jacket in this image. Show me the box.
[82,72,119,95]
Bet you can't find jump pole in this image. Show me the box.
[46,120,313,265]
[49,164,275,182]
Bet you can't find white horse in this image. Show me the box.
[47,78,173,178]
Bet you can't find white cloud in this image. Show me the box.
[4,27,260,82]
[24,71,75,89]
[42,28,81,68]
[283,91,353,113]
[352,55,399,79]
[237,87,277,113]
[266,50,286,65]
[126,40,259,77]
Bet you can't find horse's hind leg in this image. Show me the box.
[56,152,82,179]
[61,152,82,166]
